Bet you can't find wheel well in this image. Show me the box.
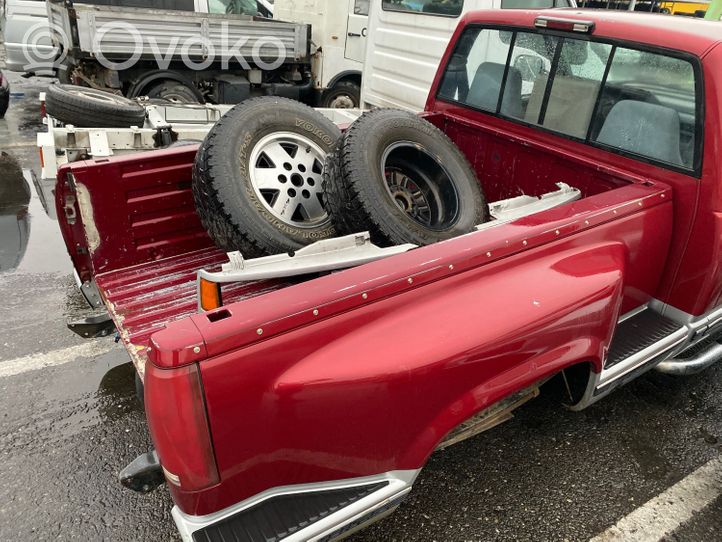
[540,362,593,406]
[127,70,203,101]
[328,71,362,91]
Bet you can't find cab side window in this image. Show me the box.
[208,0,260,15]
[383,0,464,17]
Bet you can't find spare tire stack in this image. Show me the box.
[192,98,489,257]
[323,109,488,247]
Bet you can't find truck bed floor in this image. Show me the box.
[95,247,288,373]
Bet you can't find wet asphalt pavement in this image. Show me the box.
[0,65,720,542]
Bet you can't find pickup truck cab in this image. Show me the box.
[54,9,722,541]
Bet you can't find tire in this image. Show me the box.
[45,84,146,128]
[323,109,488,247]
[192,97,341,257]
[144,80,202,104]
[320,80,360,109]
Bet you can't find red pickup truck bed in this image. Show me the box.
[55,146,295,374]
[96,247,289,374]
[53,8,722,542]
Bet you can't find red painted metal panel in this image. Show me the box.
[96,247,291,374]
[140,179,674,514]
[57,146,215,278]
[169,198,672,516]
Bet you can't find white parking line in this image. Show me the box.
[590,456,722,542]
[0,340,117,379]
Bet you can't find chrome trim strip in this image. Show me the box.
[172,470,419,542]
[617,304,648,324]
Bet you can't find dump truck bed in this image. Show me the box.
[47,0,311,63]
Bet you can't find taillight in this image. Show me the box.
[144,363,220,492]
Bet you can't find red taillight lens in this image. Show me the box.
[144,363,220,492]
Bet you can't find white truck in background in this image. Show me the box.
[361,0,576,112]
[5,0,366,107]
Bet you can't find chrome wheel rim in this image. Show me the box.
[249,132,329,228]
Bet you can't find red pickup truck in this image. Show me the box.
[55,9,722,542]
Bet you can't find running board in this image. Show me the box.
[598,309,687,392]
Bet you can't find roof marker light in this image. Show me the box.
[535,17,595,34]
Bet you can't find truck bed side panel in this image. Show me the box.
[183,198,673,516]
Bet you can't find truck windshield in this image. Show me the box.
[437,27,700,174]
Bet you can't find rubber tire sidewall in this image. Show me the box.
[193,97,340,256]
[321,80,361,109]
[145,81,202,104]
[325,109,488,247]
[45,84,146,128]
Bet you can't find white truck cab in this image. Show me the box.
[275,0,370,107]
[361,0,575,111]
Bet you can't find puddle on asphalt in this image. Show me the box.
[0,124,73,276]
[0,152,31,273]
[1,347,141,454]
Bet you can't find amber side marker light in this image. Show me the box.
[199,277,223,312]
[535,16,595,34]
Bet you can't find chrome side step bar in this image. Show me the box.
[572,306,710,410]
[656,339,722,376]
[598,327,688,389]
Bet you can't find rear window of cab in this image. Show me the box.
[437,25,703,176]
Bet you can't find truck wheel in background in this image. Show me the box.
[144,80,202,104]
[45,84,147,128]
[323,109,488,247]
[320,80,361,109]
[192,97,341,257]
